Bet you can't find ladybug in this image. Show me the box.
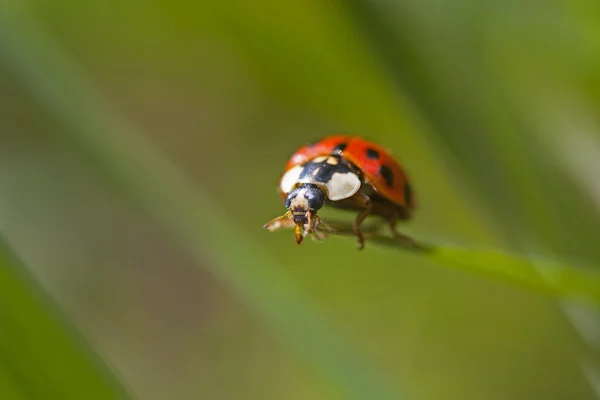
[264,135,416,249]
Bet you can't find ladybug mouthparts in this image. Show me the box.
[293,213,308,224]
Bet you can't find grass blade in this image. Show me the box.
[0,235,130,399]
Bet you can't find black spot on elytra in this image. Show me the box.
[404,182,413,206]
[299,155,352,183]
[379,165,394,188]
[331,142,347,154]
[365,148,380,159]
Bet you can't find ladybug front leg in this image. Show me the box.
[352,193,372,250]
[263,211,294,232]
[309,214,328,241]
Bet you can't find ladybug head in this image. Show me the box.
[285,184,326,243]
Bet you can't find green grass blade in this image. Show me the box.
[431,247,600,308]
[0,236,130,399]
[338,228,600,308]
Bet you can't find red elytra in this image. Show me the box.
[282,135,414,208]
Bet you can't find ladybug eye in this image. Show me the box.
[307,195,323,210]
[305,185,325,210]
[285,192,296,209]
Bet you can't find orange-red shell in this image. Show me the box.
[281,135,414,208]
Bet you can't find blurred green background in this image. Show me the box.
[1,0,600,399]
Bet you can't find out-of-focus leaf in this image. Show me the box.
[0,3,406,399]
[0,236,130,399]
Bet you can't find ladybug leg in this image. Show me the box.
[310,215,328,241]
[263,211,294,232]
[352,193,372,250]
[316,219,381,238]
[389,212,418,247]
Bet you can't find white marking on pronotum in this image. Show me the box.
[280,165,303,193]
[289,192,309,210]
[312,156,328,163]
[326,172,361,201]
